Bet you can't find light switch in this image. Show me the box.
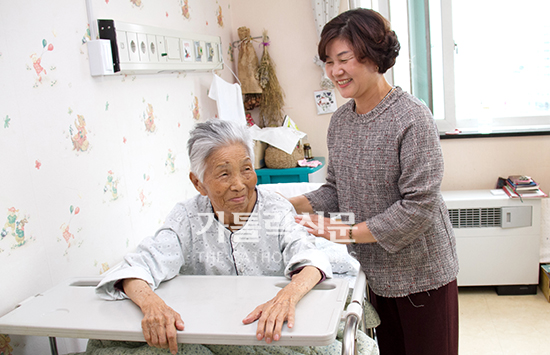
[115,31,130,63]
[165,37,181,61]
[156,36,167,62]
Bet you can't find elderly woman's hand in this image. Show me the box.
[242,266,322,343]
[122,278,184,355]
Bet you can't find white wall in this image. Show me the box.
[440,136,550,192]
[0,1,236,353]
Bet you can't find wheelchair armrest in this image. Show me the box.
[341,269,367,355]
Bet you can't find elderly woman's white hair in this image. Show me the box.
[187,119,255,182]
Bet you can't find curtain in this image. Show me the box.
[311,0,341,89]
[312,0,341,37]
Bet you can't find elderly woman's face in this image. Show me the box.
[192,143,257,223]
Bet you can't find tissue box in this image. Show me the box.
[540,264,550,302]
[253,140,267,169]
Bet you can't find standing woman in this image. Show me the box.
[290,8,459,355]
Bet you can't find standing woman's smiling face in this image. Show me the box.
[324,38,380,105]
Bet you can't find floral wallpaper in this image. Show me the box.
[0,0,233,353]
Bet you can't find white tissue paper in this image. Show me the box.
[248,124,306,155]
[208,74,246,126]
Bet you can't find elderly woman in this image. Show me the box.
[89,119,376,355]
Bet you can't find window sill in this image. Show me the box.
[440,130,550,139]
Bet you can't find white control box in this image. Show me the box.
[87,39,115,76]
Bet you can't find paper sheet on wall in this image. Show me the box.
[208,74,246,125]
[248,125,306,155]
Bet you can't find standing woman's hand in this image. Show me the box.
[122,278,184,355]
[288,195,315,214]
[295,214,377,244]
[294,214,350,242]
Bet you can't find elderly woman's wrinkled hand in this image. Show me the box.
[241,266,322,344]
[140,298,184,354]
[122,278,184,355]
[242,288,297,343]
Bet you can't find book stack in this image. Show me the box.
[503,175,548,199]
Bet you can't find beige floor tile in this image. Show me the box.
[498,333,547,355]
[459,287,550,355]
[459,334,503,355]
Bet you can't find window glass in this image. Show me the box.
[452,0,550,132]
[386,0,550,134]
[428,0,444,121]
[389,0,411,92]
[356,0,379,12]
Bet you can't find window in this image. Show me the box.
[356,0,550,135]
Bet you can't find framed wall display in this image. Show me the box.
[314,89,337,115]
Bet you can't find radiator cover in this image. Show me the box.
[442,190,541,287]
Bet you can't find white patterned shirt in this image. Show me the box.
[96,188,333,300]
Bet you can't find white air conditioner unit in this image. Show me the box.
[442,190,542,295]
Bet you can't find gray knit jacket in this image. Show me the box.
[305,87,459,298]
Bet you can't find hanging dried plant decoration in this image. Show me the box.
[256,30,285,127]
[237,27,263,94]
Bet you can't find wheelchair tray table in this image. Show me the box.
[0,275,349,346]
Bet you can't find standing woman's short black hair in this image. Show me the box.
[318,8,400,74]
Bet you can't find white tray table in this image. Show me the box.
[0,275,349,354]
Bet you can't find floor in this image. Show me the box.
[458,286,550,355]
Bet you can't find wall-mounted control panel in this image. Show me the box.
[92,19,223,75]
